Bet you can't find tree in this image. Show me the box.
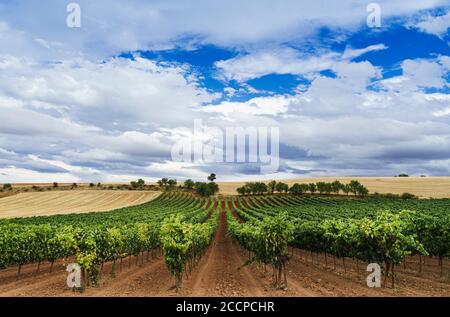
[289,183,303,195]
[167,179,177,190]
[89,183,95,188]
[268,181,277,194]
[130,179,145,189]
[347,180,369,196]
[331,180,343,195]
[300,183,310,193]
[316,182,327,194]
[244,184,252,195]
[194,182,219,197]
[255,182,268,195]
[159,178,169,187]
[308,183,317,194]
[324,183,333,195]
[207,173,216,182]
[3,184,12,191]
[349,180,362,196]
[275,182,289,193]
[356,186,369,196]
[71,183,78,189]
[237,186,247,196]
[243,182,268,195]
[53,182,59,188]
[342,184,351,195]
[184,179,195,190]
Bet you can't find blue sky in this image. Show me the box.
[0,1,449,182]
[126,24,450,100]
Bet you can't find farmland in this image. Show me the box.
[0,191,160,218]
[0,190,449,297]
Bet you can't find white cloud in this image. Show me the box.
[0,166,80,183]
[402,58,448,88]
[201,57,450,178]
[0,54,217,132]
[215,48,339,82]
[433,107,450,116]
[203,96,292,116]
[0,53,223,181]
[413,12,450,37]
[342,44,388,59]
[0,1,450,180]
[215,44,387,83]
[0,1,446,60]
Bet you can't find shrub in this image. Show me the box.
[401,192,417,200]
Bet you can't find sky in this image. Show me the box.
[0,0,450,182]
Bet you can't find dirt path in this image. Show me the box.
[180,202,314,297]
[181,206,266,296]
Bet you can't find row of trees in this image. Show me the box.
[156,178,178,190]
[237,180,369,197]
[156,173,219,197]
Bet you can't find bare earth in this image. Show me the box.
[0,190,161,219]
[218,176,450,198]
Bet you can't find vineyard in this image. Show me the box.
[228,194,450,287]
[0,192,449,296]
[0,192,219,290]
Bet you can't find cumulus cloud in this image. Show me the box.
[0,1,450,181]
[0,53,222,182]
[377,56,450,92]
[412,12,450,37]
[202,56,450,178]
[0,1,447,59]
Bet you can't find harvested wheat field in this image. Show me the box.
[0,190,161,219]
[218,176,450,198]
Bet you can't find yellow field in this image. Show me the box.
[218,177,450,198]
[0,190,161,219]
